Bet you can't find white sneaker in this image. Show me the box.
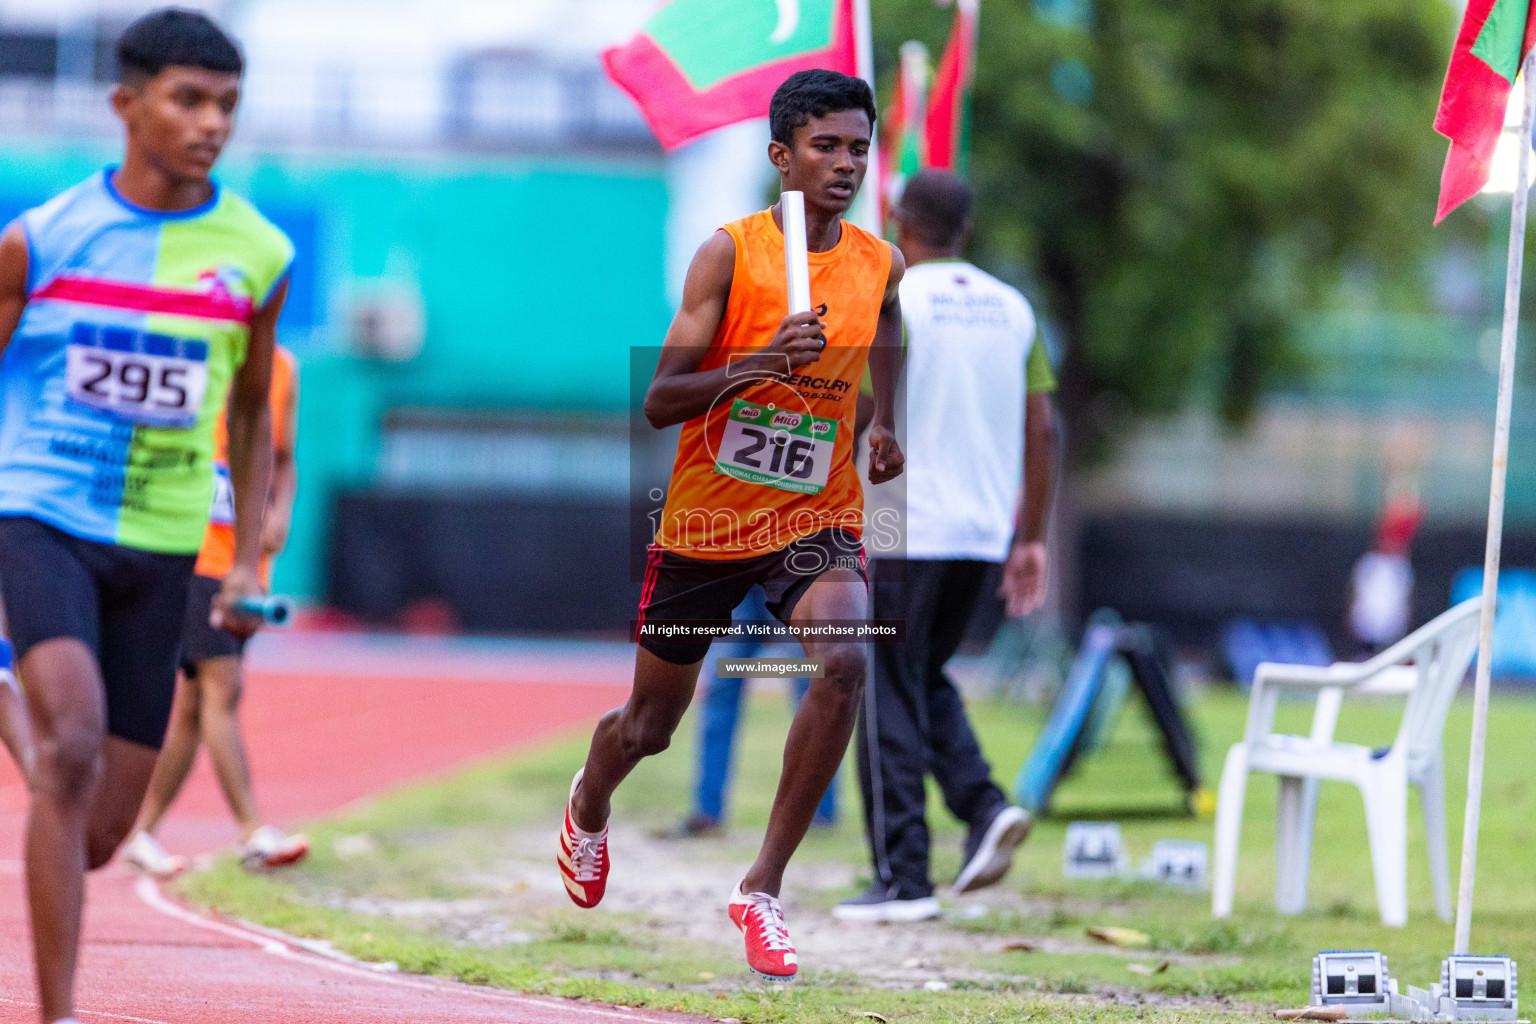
[240,825,309,870]
[122,831,189,879]
[953,805,1033,894]
[833,882,943,922]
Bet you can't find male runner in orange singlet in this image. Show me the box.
[122,345,306,876]
[559,69,905,981]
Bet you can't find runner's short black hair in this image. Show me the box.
[769,69,876,146]
[117,8,243,84]
[895,170,973,247]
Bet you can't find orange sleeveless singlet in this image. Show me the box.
[193,345,296,584]
[655,209,892,559]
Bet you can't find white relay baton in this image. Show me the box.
[781,190,813,315]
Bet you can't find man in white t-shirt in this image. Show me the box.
[836,170,1059,922]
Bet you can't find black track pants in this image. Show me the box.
[855,557,1008,897]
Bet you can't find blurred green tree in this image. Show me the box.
[875,0,1454,452]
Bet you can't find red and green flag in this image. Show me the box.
[1434,0,1536,223]
[602,0,859,151]
[881,41,930,218]
[924,0,979,175]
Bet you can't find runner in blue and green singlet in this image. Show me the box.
[0,12,288,1023]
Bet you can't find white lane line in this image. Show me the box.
[134,877,687,1024]
[0,994,174,1024]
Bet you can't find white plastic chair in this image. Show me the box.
[1211,599,1481,927]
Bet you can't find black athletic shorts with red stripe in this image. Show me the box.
[636,527,867,665]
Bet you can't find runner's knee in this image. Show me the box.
[622,720,673,759]
[32,727,102,804]
[807,644,866,719]
[821,644,867,692]
[621,705,681,760]
[203,668,244,714]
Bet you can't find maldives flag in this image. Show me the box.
[603,0,859,151]
[1434,0,1536,223]
[925,0,979,175]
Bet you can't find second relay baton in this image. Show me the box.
[231,594,295,626]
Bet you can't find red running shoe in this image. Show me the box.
[729,884,798,980]
[558,769,608,909]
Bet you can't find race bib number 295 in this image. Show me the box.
[65,324,209,429]
[713,399,838,495]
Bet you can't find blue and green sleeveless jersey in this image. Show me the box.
[0,169,293,554]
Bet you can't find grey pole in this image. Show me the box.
[1454,48,1536,956]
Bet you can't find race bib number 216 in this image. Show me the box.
[713,399,838,495]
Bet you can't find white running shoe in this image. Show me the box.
[240,825,310,870]
[122,831,190,879]
[953,805,1033,894]
[833,882,943,922]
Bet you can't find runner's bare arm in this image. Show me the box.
[644,231,828,429]
[0,225,30,360]
[262,363,299,555]
[1000,391,1059,616]
[213,278,286,637]
[866,245,906,484]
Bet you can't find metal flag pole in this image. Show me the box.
[1454,48,1536,956]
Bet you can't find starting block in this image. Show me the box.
[1313,950,1397,1015]
[1139,839,1207,889]
[1305,950,1522,1022]
[1063,821,1127,879]
[1432,956,1519,1021]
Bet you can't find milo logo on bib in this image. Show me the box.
[714,398,838,495]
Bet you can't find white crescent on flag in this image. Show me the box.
[770,0,800,44]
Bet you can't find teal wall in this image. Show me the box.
[0,139,672,600]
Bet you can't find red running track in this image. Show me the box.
[0,637,698,1024]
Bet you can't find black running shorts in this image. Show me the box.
[636,527,867,665]
[180,572,247,675]
[0,515,196,749]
